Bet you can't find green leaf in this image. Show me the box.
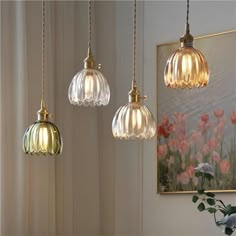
[198,202,205,212]
[195,172,203,177]
[206,192,215,198]
[192,195,199,203]
[225,204,232,213]
[207,198,216,206]
[205,173,214,180]
[198,189,205,195]
[225,227,234,235]
[216,220,224,226]
[208,207,217,214]
[220,209,227,215]
[228,206,236,215]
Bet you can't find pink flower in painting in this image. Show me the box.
[168,139,179,152]
[212,151,221,163]
[179,140,190,157]
[220,160,230,174]
[201,113,209,123]
[167,123,175,133]
[186,165,195,178]
[214,109,224,118]
[208,137,218,151]
[231,111,236,125]
[157,115,174,138]
[215,116,226,138]
[173,112,187,139]
[195,152,203,163]
[191,131,204,149]
[177,172,190,185]
[174,112,188,124]
[202,144,210,156]
[161,115,169,126]
[198,118,210,135]
[158,144,168,160]
[158,125,170,138]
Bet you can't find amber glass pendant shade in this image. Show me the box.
[112,83,156,140]
[68,0,110,106]
[164,0,209,89]
[23,1,63,156]
[164,45,209,88]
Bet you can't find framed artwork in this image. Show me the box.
[156,30,236,194]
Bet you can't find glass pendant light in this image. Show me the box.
[164,0,210,88]
[68,0,110,106]
[112,0,156,140]
[23,0,63,156]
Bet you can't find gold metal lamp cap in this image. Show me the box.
[84,47,96,69]
[128,81,146,103]
[180,23,193,47]
[37,100,50,121]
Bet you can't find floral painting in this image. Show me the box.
[156,30,236,193]
[157,110,236,192]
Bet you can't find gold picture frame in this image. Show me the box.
[156,30,236,194]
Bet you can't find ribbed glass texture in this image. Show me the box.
[112,102,156,140]
[68,68,110,106]
[164,47,209,88]
[23,121,63,155]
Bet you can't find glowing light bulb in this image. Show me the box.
[84,74,94,100]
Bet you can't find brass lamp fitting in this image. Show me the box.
[37,100,50,121]
[180,23,193,47]
[84,47,96,69]
[128,81,147,103]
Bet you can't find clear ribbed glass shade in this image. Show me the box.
[112,102,156,140]
[23,121,63,155]
[164,46,209,88]
[68,68,110,106]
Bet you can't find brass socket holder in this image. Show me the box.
[128,81,147,103]
[180,23,193,47]
[37,100,51,121]
[84,47,96,69]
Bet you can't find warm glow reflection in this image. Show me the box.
[182,55,187,74]
[39,127,49,150]
[84,74,94,99]
[134,109,142,130]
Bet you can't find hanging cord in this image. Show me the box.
[186,0,190,33]
[88,0,92,49]
[42,0,46,105]
[132,0,136,86]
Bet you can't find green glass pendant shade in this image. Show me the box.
[23,101,63,156]
[23,121,62,156]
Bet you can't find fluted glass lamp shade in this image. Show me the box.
[68,68,110,106]
[23,101,63,155]
[164,0,210,89]
[112,83,156,140]
[68,49,110,106]
[164,43,209,88]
